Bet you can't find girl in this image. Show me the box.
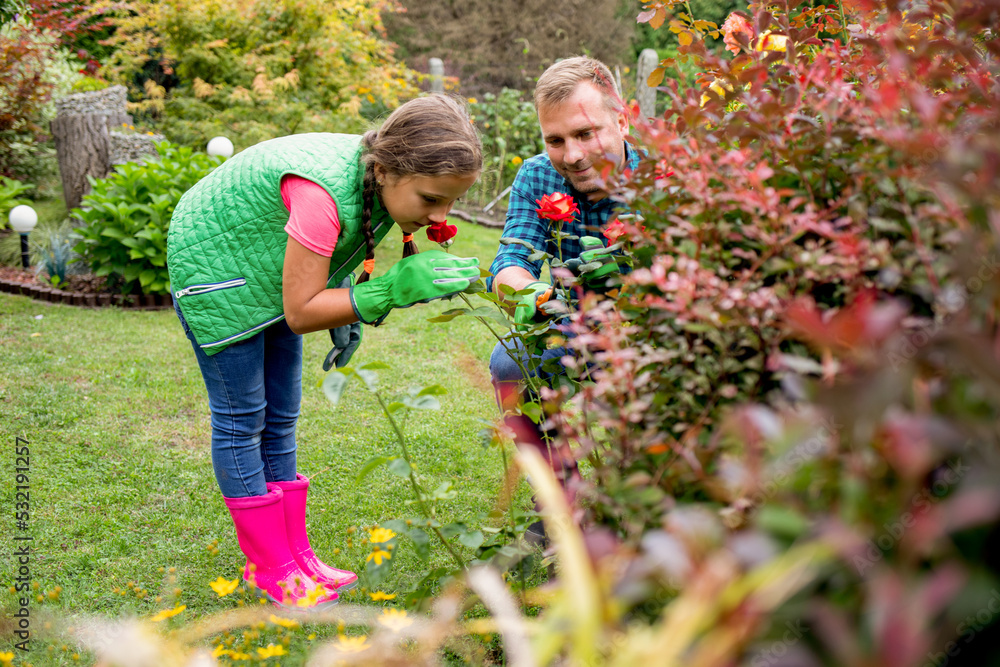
[167,95,482,609]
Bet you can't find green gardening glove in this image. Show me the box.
[564,236,623,286]
[513,281,555,328]
[349,250,480,325]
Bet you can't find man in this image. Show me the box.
[487,56,640,539]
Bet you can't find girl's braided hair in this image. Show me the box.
[356,94,482,284]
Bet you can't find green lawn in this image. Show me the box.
[0,220,527,665]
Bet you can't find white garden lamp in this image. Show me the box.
[8,204,38,269]
[207,136,234,158]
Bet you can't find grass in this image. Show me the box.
[0,219,534,665]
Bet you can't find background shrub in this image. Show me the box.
[98,0,419,150]
[71,141,221,295]
[0,175,33,225]
[465,88,544,211]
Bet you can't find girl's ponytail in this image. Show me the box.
[401,234,418,259]
[356,161,377,285]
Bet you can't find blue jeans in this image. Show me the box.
[175,303,300,498]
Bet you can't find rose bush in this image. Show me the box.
[522,0,1000,662]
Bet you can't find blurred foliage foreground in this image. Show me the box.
[10,1,1000,666]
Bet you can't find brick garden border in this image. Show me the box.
[0,278,173,310]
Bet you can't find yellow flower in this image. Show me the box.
[0,651,13,665]
[378,608,414,632]
[756,31,788,52]
[368,590,396,601]
[210,576,239,597]
[256,644,287,659]
[212,645,230,658]
[367,547,392,565]
[295,584,331,608]
[510,156,523,166]
[229,650,251,660]
[334,635,370,653]
[150,604,186,622]
[269,614,299,628]
[368,527,396,544]
[467,97,477,104]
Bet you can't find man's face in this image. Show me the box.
[537,82,629,197]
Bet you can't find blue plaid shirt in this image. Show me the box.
[487,142,641,291]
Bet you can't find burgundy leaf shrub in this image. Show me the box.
[536,1,1000,662]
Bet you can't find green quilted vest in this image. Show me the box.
[167,133,394,355]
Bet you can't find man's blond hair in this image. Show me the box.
[533,56,620,114]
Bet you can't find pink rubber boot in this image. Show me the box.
[270,474,358,590]
[223,487,339,609]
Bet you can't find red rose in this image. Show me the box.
[603,219,627,243]
[535,192,580,222]
[426,221,458,243]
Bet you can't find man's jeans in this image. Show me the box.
[489,337,577,474]
[176,303,300,498]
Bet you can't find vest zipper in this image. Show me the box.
[174,278,247,299]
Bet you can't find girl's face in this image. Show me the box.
[376,168,479,234]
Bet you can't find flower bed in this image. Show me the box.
[0,266,173,309]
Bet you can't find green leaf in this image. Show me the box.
[417,385,447,397]
[123,264,143,282]
[499,237,537,252]
[402,393,441,411]
[427,308,469,323]
[408,527,431,561]
[521,401,543,424]
[322,371,350,408]
[356,455,393,482]
[357,369,378,392]
[387,457,412,478]
[457,530,484,549]
[431,481,457,501]
[100,227,127,240]
[757,505,811,539]
[440,522,467,539]
[361,361,391,371]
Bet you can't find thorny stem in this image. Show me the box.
[460,291,505,344]
[375,392,467,571]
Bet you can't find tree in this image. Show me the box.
[384,0,636,94]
